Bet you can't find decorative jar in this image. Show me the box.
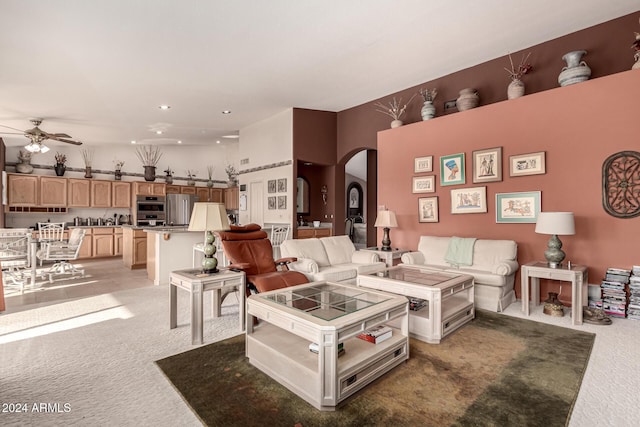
[421,101,436,120]
[507,79,525,99]
[456,88,479,111]
[558,50,591,86]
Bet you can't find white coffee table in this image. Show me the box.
[357,265,474,344]
[246,281,409,411]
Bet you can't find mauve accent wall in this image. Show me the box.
[377,70,640,304]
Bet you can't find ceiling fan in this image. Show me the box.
[0,118,82,153]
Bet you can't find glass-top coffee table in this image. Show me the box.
[357,265,474,344]
[246,282,409,411]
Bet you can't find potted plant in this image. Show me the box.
[225,164,238,187]
[373,95,416,128]
[113,160,125,180]
[186,170,197,186]
[135,145,162,181]
[206,165,215,187]
[54,152,67,176]
[505,52,532,99]
[81,148,94,178]
[164,167,174,184]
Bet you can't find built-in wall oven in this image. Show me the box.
[135,195,166,226]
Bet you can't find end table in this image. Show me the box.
[360,247,408,267]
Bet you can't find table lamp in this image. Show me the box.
[188,202,230,273]
[534,212,575,268]
[374,209,398,251]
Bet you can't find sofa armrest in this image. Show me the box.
[492,260,519,276]
[287,258,319,274]
[352,251,380,264]
[401,252,425,265]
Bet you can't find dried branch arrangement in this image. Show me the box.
[374,94,416,120]
[135,145,163,167]
[207,165,215,179]
[81,148,94,167]
[419,88,438,102]
[505,52,533,80]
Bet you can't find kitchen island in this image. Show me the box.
[144,227,202,286]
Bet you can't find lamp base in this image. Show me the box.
[380,227,392,251]
[544,234,566,269]
[202,267,219,274]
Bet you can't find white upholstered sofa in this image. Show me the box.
[280,235,386,282]
[401,236,519,312]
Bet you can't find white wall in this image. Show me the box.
[238,109,294,226]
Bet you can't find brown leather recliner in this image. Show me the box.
[218,224,308,295]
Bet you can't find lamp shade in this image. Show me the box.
[374,210,398,228]
[188,203,230,232]
[535,212,575,235]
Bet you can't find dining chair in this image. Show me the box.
[36,228,86,283]
[37,222,65,266]
[270,224,290,260]
[0,228,32,293]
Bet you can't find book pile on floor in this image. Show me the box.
[628,266,640,321]
[601,267,630,319]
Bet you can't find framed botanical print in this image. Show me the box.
[418,196,439,223]
[267,180,276,193]
[412,176,435,193]
[509,151,546,177]
[496,191,541,223]
[472,147,502,183]
[277,178,287,192]
[267,196,276,210]
[450,186,487,214]
[440,153,465,186]
[277,195,286,209]
[414,156,433,173]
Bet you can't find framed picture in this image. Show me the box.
[277,178,287,192]
[414,156,433,173]
[418,196,439,223]
[509,151,546,177]
[267,196,276,210]
[239,193,247,211]
[348,186,360,208]
[440,153,465,186]
[412,176,435,193]
[267,180,276,193]
[472,147,502,183]
[496,191,541,223]
[450,186,487,214]
[277,195,286,209]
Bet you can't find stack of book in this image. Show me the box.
[628,266,640,321]
[601,267,631,318]
[408,297,427,311]
[357,325,392,344]
[309,342,345,357]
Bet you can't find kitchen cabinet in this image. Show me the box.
[297,227,332,239]
[112,182,131,208]
[40,177,67,207]
[7,174,38,206]
[180,186,196,195]
[93,227,115,257]
[91,180,112,208]
[133,182,166,196]
[211,188,224,203]
[123,228,147,269]
[196,187,210,201]
[114,228,124,256]
[165,185,181,194]
[68,179,91,207]
[224,187,238,210]
[77,228,93,259]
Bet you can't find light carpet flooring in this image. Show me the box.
[1,259,639,426]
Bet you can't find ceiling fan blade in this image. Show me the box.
[48,133,72,138]
[0,124,27,133]
[49,136,82,145]
[0,131,26,135]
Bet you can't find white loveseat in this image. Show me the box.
[280,235,386,282]
[401,236,519,312]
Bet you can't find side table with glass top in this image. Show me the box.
[246,281,409,411]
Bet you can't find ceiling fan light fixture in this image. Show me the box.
[24,141,47,153]
[40,145,50,153]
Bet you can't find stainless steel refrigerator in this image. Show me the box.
[165,194,198,226]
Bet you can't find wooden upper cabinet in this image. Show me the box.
[40,176,67,207]
[165,185,181,194]
[180,186,196,195]
[68,178,91,207]
[224,187,239,210]
[7,174,38,206]
[210,188,224,203]
[91,180,112,208]
[112,181,131,208]
[195,187,210,202]
[133,182,166,196]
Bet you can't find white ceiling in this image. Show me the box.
[1,1,637,150]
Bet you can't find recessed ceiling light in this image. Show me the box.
[156,130,163,135]
[222,110,231,114]
[159,105,171,110]
[216,140,220,144]
[222,134,240,139]
[177,140,182,144]
[131,140,136,144]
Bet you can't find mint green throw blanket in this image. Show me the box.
[444,237,477,267]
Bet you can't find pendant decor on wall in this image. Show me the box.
[602,150,640,218]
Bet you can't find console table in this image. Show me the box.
[170,268,245,344]
[520,262,588,325]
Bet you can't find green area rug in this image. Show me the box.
[156,310,594,427]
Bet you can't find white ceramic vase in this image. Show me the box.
[421,101,436,120]
[558,50,591,87]
[390,119,403,128]
[456,88,479,111]
[507,79,525,99]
